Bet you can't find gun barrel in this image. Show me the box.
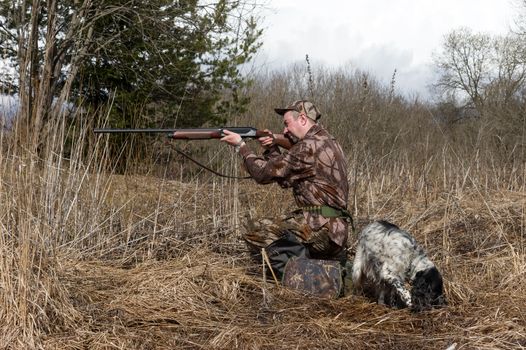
[94,128,176,133]
[94,127,265,137]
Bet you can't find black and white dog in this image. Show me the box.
[351,220,446,311]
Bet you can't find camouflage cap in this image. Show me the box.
[274,100,321,121]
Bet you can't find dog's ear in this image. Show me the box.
[411,268,445,312]
[425,268,444,294]
[410,274,430,312]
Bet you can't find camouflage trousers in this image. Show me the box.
[242,210,346,263]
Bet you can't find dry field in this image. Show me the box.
[2,18,525,348]
[1,135,526,350]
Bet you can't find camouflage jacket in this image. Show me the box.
[238,124,349,247]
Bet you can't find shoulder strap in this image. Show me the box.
[170,144,251,179]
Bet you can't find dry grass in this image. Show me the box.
[5,169,525,349]
[1,119,526,349]
[4,34,526,349]
[40,180,526,350]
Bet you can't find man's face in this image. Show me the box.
[283,111,305,140]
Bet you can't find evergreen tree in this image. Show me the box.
[0,0,262,133]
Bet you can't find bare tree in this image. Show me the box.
[434,28,526,115]
[1,0,96,149]
[433,28,493,110]
[486,34,526,106]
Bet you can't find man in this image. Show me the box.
[221,100,350,272]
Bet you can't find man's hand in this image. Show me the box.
[258,129,275,149]
[258,129,294,150]
[220,129,244,147]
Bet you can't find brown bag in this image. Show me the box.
[281,256,343,299]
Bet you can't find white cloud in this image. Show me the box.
[255,0,517,99]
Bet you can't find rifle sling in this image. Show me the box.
[170,144,251,179]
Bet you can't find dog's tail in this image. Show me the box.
[351,244,365,290]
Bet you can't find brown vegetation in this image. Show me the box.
[1,66,526,349]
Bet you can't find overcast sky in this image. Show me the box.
[251,0,519,99]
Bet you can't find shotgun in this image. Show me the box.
[93,127,293,149]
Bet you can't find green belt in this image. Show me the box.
[302,205,355,232]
